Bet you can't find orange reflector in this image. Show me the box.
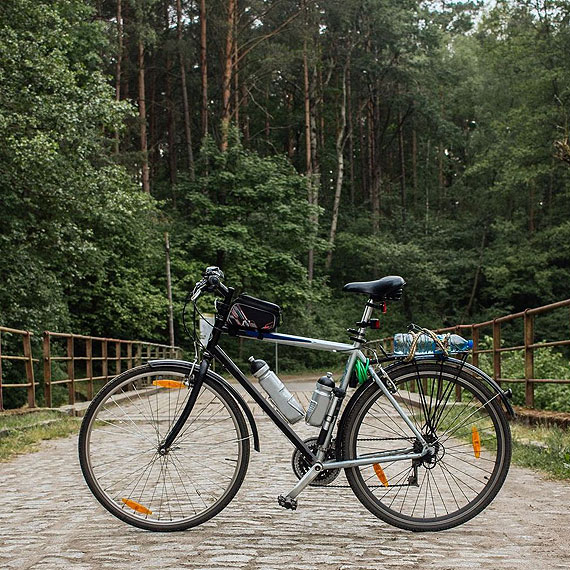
[472,426,481,458]
[373,463,389,487]
[121,498,152,515]
[152,380,186,389]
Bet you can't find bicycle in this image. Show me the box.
[78,266,514,532]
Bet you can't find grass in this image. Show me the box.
[0,410,81,462]
[510,422,570,480]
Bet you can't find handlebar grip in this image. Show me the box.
[208,275,220,288]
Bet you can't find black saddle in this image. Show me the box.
[342,276,406,301]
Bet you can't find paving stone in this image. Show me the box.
[0,380,569,569]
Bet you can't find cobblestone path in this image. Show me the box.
[1,380,569,570]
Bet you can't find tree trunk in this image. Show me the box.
[242,83,250,145]
[412,125,418,210]
[286,90,295,159]
[149,52,157,182]
[304,36,315,282]
[114,0,123,154]
[425,139,431,235]
[165,232,175,347]
[138,39,150,194]
[233,5,239,128]
[465,230,487,317]
[176,0,195,178]
[221,0,235,151]
[371,164,381,234]
[326,61,348,270]
[398,107,406,223]
[529,182,535,234]
[164,1,177,194]
[265,87,270,142]
[200,0,208,137]
[347,64,355,205]
[165,52,177,188]
[367,98,375,205]
[359,98,367,201]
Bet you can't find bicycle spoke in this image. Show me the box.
[80,368,249,529]
[346,364,510,530]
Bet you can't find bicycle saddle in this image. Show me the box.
[342,276,406,301]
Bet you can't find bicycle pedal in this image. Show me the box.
[277,495,298,511]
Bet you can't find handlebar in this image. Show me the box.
[190,266,228,301]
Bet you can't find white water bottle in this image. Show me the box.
[249,357,304,424]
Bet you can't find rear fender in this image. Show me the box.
[410,355,516,419]
[335,355,515,459]
[148,359,260,452]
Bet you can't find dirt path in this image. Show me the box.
[0,382,568,570]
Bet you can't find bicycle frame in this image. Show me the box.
[81,269,514,530]
[179,297,430,470]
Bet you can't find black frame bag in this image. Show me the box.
[226,294,281,335]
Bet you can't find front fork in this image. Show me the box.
[159,287,236,454]
[158,357,210,454]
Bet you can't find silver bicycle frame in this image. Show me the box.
[234,299,429,468]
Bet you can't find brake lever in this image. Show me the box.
[190,280,207,301]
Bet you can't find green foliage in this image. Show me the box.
[174,132,318,313]
[512,426,570,480]
[0,0,166,341]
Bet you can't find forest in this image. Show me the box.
[1,0,570,368]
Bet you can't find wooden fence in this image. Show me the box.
[383,299,570,408]
[0,326,37,410]
[0,327,182,410]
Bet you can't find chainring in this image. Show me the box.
[291,437,341,487]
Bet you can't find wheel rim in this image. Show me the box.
[82,370,246,528]
[349,368,508,525]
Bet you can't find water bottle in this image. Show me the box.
[249,357,305,424]
[393,333,473,356]
[305,373,335,427]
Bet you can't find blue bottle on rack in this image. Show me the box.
[393,333,473,356]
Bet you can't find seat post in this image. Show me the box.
[357,298,375,343]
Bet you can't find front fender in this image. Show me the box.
[148,359,260,452]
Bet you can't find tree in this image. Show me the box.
[0,0,166,339]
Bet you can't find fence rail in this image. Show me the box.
[0,327,182,411]
[0,326,38,410]
[383,298,570,408]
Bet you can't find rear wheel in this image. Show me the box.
[343,361,511,531]
[79,363,250,531]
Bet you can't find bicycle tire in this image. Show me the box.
[78,363,250,531]
[342,361,511,532]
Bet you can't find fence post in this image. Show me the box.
[0,331,4,411]
[43,332,52,408]
[493,319,501,387]
[471,326,479,368]
[135,342,142,367]
[67,335,75,405]
[102,339,108,383]
[86,338,93,400]
[116,341,121,375]
[524,310,535,408]
[127,342,133,369]
[23,331,36,408]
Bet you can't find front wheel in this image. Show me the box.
[342,361,511,532]
[78,363,250,531]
